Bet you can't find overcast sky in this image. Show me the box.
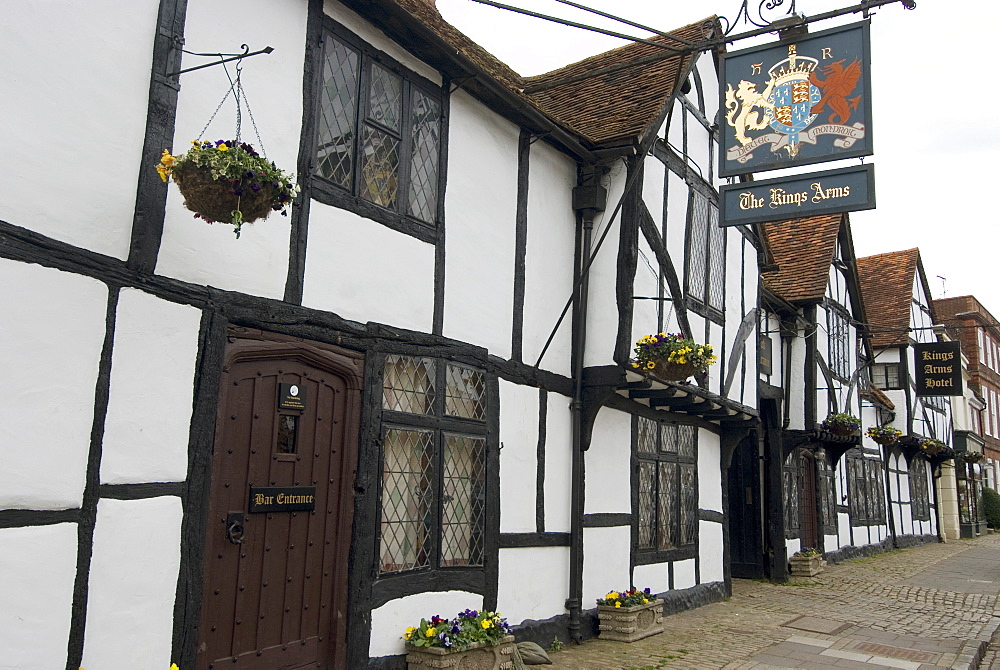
[437,0,1000,317]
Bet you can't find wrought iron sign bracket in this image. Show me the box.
[165,44,274,79]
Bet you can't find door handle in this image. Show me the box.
[226,511,246,545]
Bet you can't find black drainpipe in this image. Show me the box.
[566,165,604,643]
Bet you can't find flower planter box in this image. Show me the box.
[789,554,826,577]
[649,359,700,383]
[597,599,664,642]
[405,635,516,669]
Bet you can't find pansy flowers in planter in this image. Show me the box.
[402,609,510,650]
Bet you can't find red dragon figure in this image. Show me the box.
[809,57,863,125]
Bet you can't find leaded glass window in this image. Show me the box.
[848,451,886,526]
[316,23,444,229]
[871,363,902,390]
[909,458,930,521]
[378,354,489,575]
[827,306,851,379]
[783,450,801,538]
[685,188,725,316]
[635,417,698,558]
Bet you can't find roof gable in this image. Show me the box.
[761,214,843,304]
[856,248,920,348]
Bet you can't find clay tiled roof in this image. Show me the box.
[856,248,920,348]
[761,214,843,303]
[523,20,711,146]
[386,0,711,148]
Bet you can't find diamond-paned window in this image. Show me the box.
[314,22,444,232]
[383,355,435,415]
[379,428,434,573]
[685,188,725,317]
[635,417,698,558]
[441,434,486,566]
[378,354,490,575]
[445,363,486,420]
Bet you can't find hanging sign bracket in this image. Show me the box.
[167,44,274,79]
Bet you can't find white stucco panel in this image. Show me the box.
[156,0,307,298]
[583,163,627,369]
[522,141,576,376]
[698,429,723,512]
[582,527,630,606]
[302,202,434,333]
[442,91,517,358]
[101,290,202,484]
[0,0,159,259]
[700,521,724,584]
[499,380,539,533]
[673,558,696,590]
[498,546,569,625]
[370,590,482,658]
[544,392,573,533]
[584,407,632,514]
[0,260,107,510]
[82,497,182,670]
[0,524,78,670]
[631,562,669,596]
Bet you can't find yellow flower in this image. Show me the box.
[631,362,640,369]
[676,357,687,365]
[615,602,621,608]
[645,361,655,370]
[217,143,229,151]
[425,626,436,637]
[403,626,416,640]
[643,598,649,603]
[171,665,180,670]
[482,619,493,629]
[606,591,619,600]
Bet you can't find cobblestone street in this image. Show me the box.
[542,534,1000,669]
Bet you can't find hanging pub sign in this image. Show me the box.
[913,341,963,396]
[719,163,875,227]
[278,382,307,411]
[720,20,873,177]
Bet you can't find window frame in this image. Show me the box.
[871,362,903,390]
[311,19,447,243]
[847,449,886,527]
[375,353,493,582]
[909,457,931,521]
[632,415,699,565]
[826,302,852,380]
[683,180,725,324]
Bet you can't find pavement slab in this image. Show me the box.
[543,533,1000,669]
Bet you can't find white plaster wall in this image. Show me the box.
[698,430,723,513]
[497,547,569,625]
[499,380,538,532]
[0,260,107,510]
[632,562,670,596]
[523,141,576,375]
[582,527,630,605]
[673,558,696,590]
[664,169,688,266]
[0,524,78,670]
[699,521,724,583]
[370,590,482,658]
[632,233,661,347]
[544,393,573,533]
[302,202,435,332]
[685,114,711,183]
[838,512,852,548]
[101,290,202,484]
[582,161,627,368]
[155,0,307,298]
[584,408,631,514]
[81,497,182,669]
[443,91,517,359]
[0,0,158,260]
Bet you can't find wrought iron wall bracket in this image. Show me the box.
[166,44,274,79]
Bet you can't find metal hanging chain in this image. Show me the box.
[193,51,268,159]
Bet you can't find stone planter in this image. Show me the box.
[597,599,664,642]
[405,635,515,669]
[789,554,826,577]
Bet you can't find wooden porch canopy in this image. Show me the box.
[618,369,758,427]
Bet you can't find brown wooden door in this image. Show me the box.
[198,340,362,670]
[799,449,818,549]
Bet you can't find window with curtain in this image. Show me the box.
[378,355,488,574]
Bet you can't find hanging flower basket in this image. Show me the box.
[630,333,717,383]
[962,451,984,464]
[919,438,950,458]
[866,425,902,446]
[821,413,861,437]
[157,140,298,238]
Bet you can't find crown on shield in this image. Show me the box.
[768,45,818,85]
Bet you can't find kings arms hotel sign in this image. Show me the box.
[720,21,873,177]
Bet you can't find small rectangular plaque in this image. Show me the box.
[278,383,307,411]
[248,486,317,513]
